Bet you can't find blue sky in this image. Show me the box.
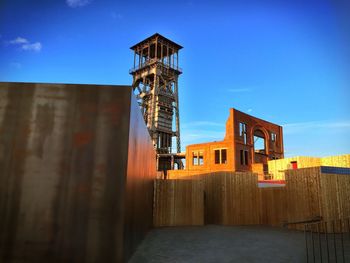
[0,0,349,157]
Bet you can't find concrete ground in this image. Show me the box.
[129,225,307,263]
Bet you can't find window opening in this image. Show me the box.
[192,151,204,166]
[214,149,227,164]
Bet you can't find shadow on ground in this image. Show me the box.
[129,225,306,263]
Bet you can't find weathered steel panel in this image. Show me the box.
[123,94,157,261]
[0,82,156,262]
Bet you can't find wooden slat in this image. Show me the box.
[154,168,350,231]
[321,154,350,168]
[153,179,204,226]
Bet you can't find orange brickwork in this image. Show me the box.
[169,108,283,178]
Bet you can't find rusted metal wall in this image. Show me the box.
[0,82,156,262]
[123,88,157,261]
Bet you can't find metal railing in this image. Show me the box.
[304,218,350,263]
[284,217,350,262]
[129,59,182,74]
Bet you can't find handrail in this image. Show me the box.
[129,59,182,73]
[302,217,350,263]
[283,216,323,228]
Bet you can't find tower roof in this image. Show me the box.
[130,33,183,50]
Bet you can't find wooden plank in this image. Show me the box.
[321,154,350,168]
[153,179,204,226]
[155,168,350,231]
[259,187,287,226]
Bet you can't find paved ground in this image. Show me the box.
[129,225,307,263]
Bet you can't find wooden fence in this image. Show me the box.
[219,172,260,225]
[285,167,350,230]
[153,168,350,229]
[154,172,262,226]
[259,187,287,226]
[153,179,204,226]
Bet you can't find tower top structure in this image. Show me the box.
[130,33,183,51]
[129,33,183,76]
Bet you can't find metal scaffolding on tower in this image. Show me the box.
[130,33,184,174]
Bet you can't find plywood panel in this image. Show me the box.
[268,155,350,180]
[268,156,321,180]
[336,173,350,219]
[153,179,204,227]
[221,172,260,225]
[285,167,350,231]
[320,172,350,221]
[155,172,260,226]
[157,167,350,230]
[321,154,350,168]
[285,167,322,229]
[259,188,287,226]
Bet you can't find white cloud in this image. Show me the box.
[21,42,42,52]
[66,0,93,8]
[7,37,42,52]
[283,120,350,135]
[227,88,252,93]
[247,109,253,113]
[9,37,29,44]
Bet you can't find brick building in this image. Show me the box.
[170,108,284,177]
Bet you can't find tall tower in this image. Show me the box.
[130,33,183,172]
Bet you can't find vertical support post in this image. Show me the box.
[172,50,175,69]
[171,49,173,68]
[176,51,179,70]
[161,43,163,63]
[168,134,170,153]
[140,48,143,68]
[155,38,158,60]
[333,220,338,263]
[340,219,345,263]
[169,48,171,67]
[325,221,330,262]
[151,75,158,136]
[139,47,142,67]
[148,42,150,62]
[175,76,181,153]
[311,224,315,263]
[317,223,323,263]
[305,224,309,263]
[171,155,174,170]
[158,133,161,149]
[133,51,136,69]
[167,45,170,67]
